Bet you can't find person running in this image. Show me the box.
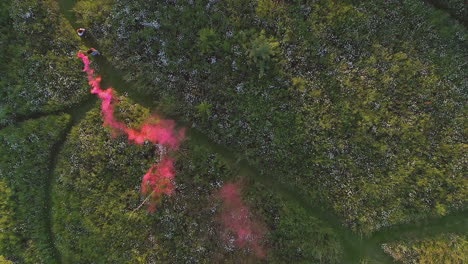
[77,28,86,37]
[87,48,100,56]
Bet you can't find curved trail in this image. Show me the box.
[0,94,95,130]
[44,0,468,263]
[43,94,97,264]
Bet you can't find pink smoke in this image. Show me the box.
[217,183,266,259]
[141,158,175,212]
[77,52,185,149]
[78,52,184,211]
[126,118,185,149]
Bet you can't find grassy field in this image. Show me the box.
[0,0,466,263]
[73,0,467,233]
[0,114,70,263]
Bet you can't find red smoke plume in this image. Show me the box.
[141,158,176,212]
[77,53,184,149]
[217,183,266,258]
[78,52,184,211]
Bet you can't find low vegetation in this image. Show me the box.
[0,0,87,126]
[0,0,465,263]
[52,100,344,263]
[383,234,467,264]
[0,114,70,263]
[74,0,467,234]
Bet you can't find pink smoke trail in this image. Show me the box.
[77,52,184,211]
[141,158,175,212]
[77,52,185,149]
[217,183,266,258]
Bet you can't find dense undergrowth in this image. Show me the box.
[424,0,467,26]
[383,233,467,263]
[74,0,467,234]
[0,0,466,263]
[52,101,342,263]
[0,0,87,126]
[0,114,70,263]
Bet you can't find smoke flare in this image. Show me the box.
[217,183,266,258]
[77,52,184,149]
[141,158,176,212]
[78,52,184,211]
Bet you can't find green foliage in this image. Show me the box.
[256,0,275,16]
[0,0,87,125]
[1,0,465,262]
[425,0,467,26]
[51,98,340,262]
[0,114,71,263]
[245,30,280,77]
[198,28,220,54]
[271,202,343,263]
[52,100,233,263]
[74,0,467,236]
[52,102,159,263]
[10,0,458,262]
[296,42,467,233]
[359,258,379,264]
[291,77,308,93]
[0,180,16,260]
[195,102,213,119]
[74,0,113,27]
[0,256,13,264]
[383,234,468,264]
[256,0,284,20]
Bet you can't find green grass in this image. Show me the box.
[0,0,87,126]
[73,0,467,234]
[0,0,465,263]
[383,234,467,263]
[0,114,71,263]
[51,99,345,263]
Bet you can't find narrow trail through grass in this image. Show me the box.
[43,94,97,264]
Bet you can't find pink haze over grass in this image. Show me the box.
[78,52,184,211]
[77,52,185,149]
[141,158,176,212]
[218,183,266,258]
